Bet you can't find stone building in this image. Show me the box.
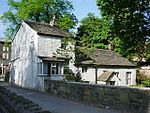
[75,47,136,86]
[0,38,11,76]
[10,21,136,91]
[10,21,75,91]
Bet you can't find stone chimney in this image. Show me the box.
[50,15,58,26]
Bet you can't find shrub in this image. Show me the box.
[141,80,150,87]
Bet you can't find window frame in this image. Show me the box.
[6,47,9,52]
[82,66,88,73]
[126,72,132,85]
[50,63,62,75]
[3,46,6,52]
[2,53,5,59]
[38,62,62,75]
[6,53,9,59]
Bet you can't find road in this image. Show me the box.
[0,82,120,113]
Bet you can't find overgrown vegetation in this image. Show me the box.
[64,67,89,83]
[136,70,150,87]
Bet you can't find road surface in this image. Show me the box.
[0,82,121,113]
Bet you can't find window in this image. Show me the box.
[126,72,132,85]
[38,62,48,75]
[2,53,5,59]
[51,63,61,75]
[38,62,62,75]
[6,53,9,59]
[7,47,9,51]
[43,62,48,75]
[82,66,87,73]
[51,63,57,74]
[38,62,42,75]
[3,46,6,51]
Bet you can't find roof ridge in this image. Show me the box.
[23,21,70,37]
[24,21,51,26]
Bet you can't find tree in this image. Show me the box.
[97,0,150,59]
[76,13,112,49]
[0,0,77,38]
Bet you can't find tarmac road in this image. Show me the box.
[0,82,121,113]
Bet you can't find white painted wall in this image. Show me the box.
[77,66,136,86]
[38,35,61,57]
[10,22,50,91]
[10,22,74,91]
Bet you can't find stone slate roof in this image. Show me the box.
[76,47,135,67]
[24,21,70,37]
[97,71,114,82]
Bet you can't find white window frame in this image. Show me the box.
[6,47,9,51]
[6,53,9,59]
[38,62,62,75]
[126,72,132,85]
[3,46,6,51]
[2,53,5,59]
[50,63,61,75]
[38,62,48,75]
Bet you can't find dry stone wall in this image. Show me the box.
[44,80,150,113]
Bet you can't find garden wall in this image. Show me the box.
[44,80,150,113]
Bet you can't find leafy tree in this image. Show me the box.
[76,13,112,49]
[97,0,150,59]
[0,0,77,38]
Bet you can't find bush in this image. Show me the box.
[64,72,82,82]
[64,73,75,81]
[141,80,150,87]
[136,70,150,87]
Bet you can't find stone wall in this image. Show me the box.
[0,86,51,113]
[44,80,150,113]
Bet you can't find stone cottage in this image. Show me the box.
[10,21,75,91]
[75,47,136,86]
[10,21,136,91]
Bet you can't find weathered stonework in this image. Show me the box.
[44,80,150,113]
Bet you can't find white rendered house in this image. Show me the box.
[10,21,136,91]
[10,21,75,91]
[75,47,136,86]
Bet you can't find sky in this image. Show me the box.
[0,0,100,38]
